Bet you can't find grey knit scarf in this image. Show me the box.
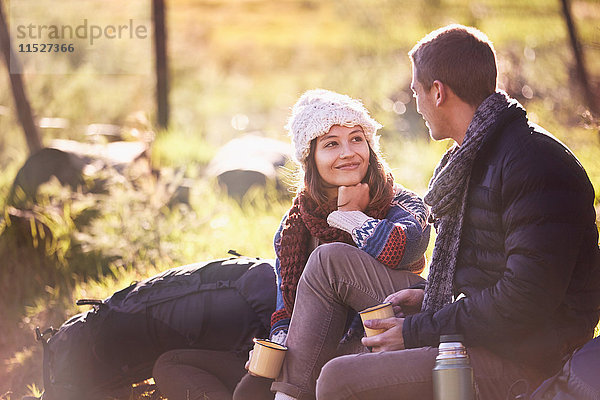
[422,91,512,313]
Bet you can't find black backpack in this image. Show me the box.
[507,336,600,400]
[529,336,600,400]
[35,255,276,400]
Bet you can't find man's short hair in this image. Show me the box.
[409,24,497,107]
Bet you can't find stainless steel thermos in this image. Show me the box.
[432,334,475,400]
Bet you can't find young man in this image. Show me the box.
[271,25,600,400]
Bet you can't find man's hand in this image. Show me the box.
[337,183,370,211]
[385,288,424,317]
[361,317,405,352]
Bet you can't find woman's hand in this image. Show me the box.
[384,289,424,317]
[337,183,370,211]
[245,349,258,376]
[244,349,252,370]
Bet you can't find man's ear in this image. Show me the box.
[432,80,446,107]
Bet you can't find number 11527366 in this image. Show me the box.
[18,43,74,52]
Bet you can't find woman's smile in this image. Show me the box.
[335,161,362,170]
[314,124,370,197]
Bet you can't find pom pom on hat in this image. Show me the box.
[286,89,382,162]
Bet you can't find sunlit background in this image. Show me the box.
[0,0,598,397]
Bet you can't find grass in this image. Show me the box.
[0,173,291,399]
[0,0,599,398]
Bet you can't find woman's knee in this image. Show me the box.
[303,243,358,281]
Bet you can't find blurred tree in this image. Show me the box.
[0,1,42,154]
[560,0,599,116]
[153,0,169,130]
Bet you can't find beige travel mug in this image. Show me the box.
[359,302,395,337]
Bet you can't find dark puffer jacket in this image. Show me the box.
[403,103,600,375]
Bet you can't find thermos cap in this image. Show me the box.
[437,334,468,360]
[440,334,464,343]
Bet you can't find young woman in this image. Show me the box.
[153,89,430,400]
[233,89,430,400]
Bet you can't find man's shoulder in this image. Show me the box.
[496,118,564,153]
[491,118,581,171]
[488,117,594,198]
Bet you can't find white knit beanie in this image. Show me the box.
[286,89,382,163]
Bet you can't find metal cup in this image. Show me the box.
[359,302,394,337]
[248,338,288,379]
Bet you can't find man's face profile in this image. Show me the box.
[411,68,444,141]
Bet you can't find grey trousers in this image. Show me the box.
[317,345,545,400]
[271,243,426,399]
[271,243,546,400]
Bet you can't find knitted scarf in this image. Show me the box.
[422,91,512,313]
[278,175,395,318]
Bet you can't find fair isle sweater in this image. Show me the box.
[270,185,431,338]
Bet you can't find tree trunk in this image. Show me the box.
[560,0,598,115]
[0,1,42,154]
[153,0,169,130]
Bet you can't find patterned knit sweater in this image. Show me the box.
[270,185,431,337]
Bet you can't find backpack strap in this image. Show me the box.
[76,299,103,306]
[197,280,233,291]
[36,327,57,393]
[231,259,277,332]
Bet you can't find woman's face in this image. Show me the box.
[313,125,370,198]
